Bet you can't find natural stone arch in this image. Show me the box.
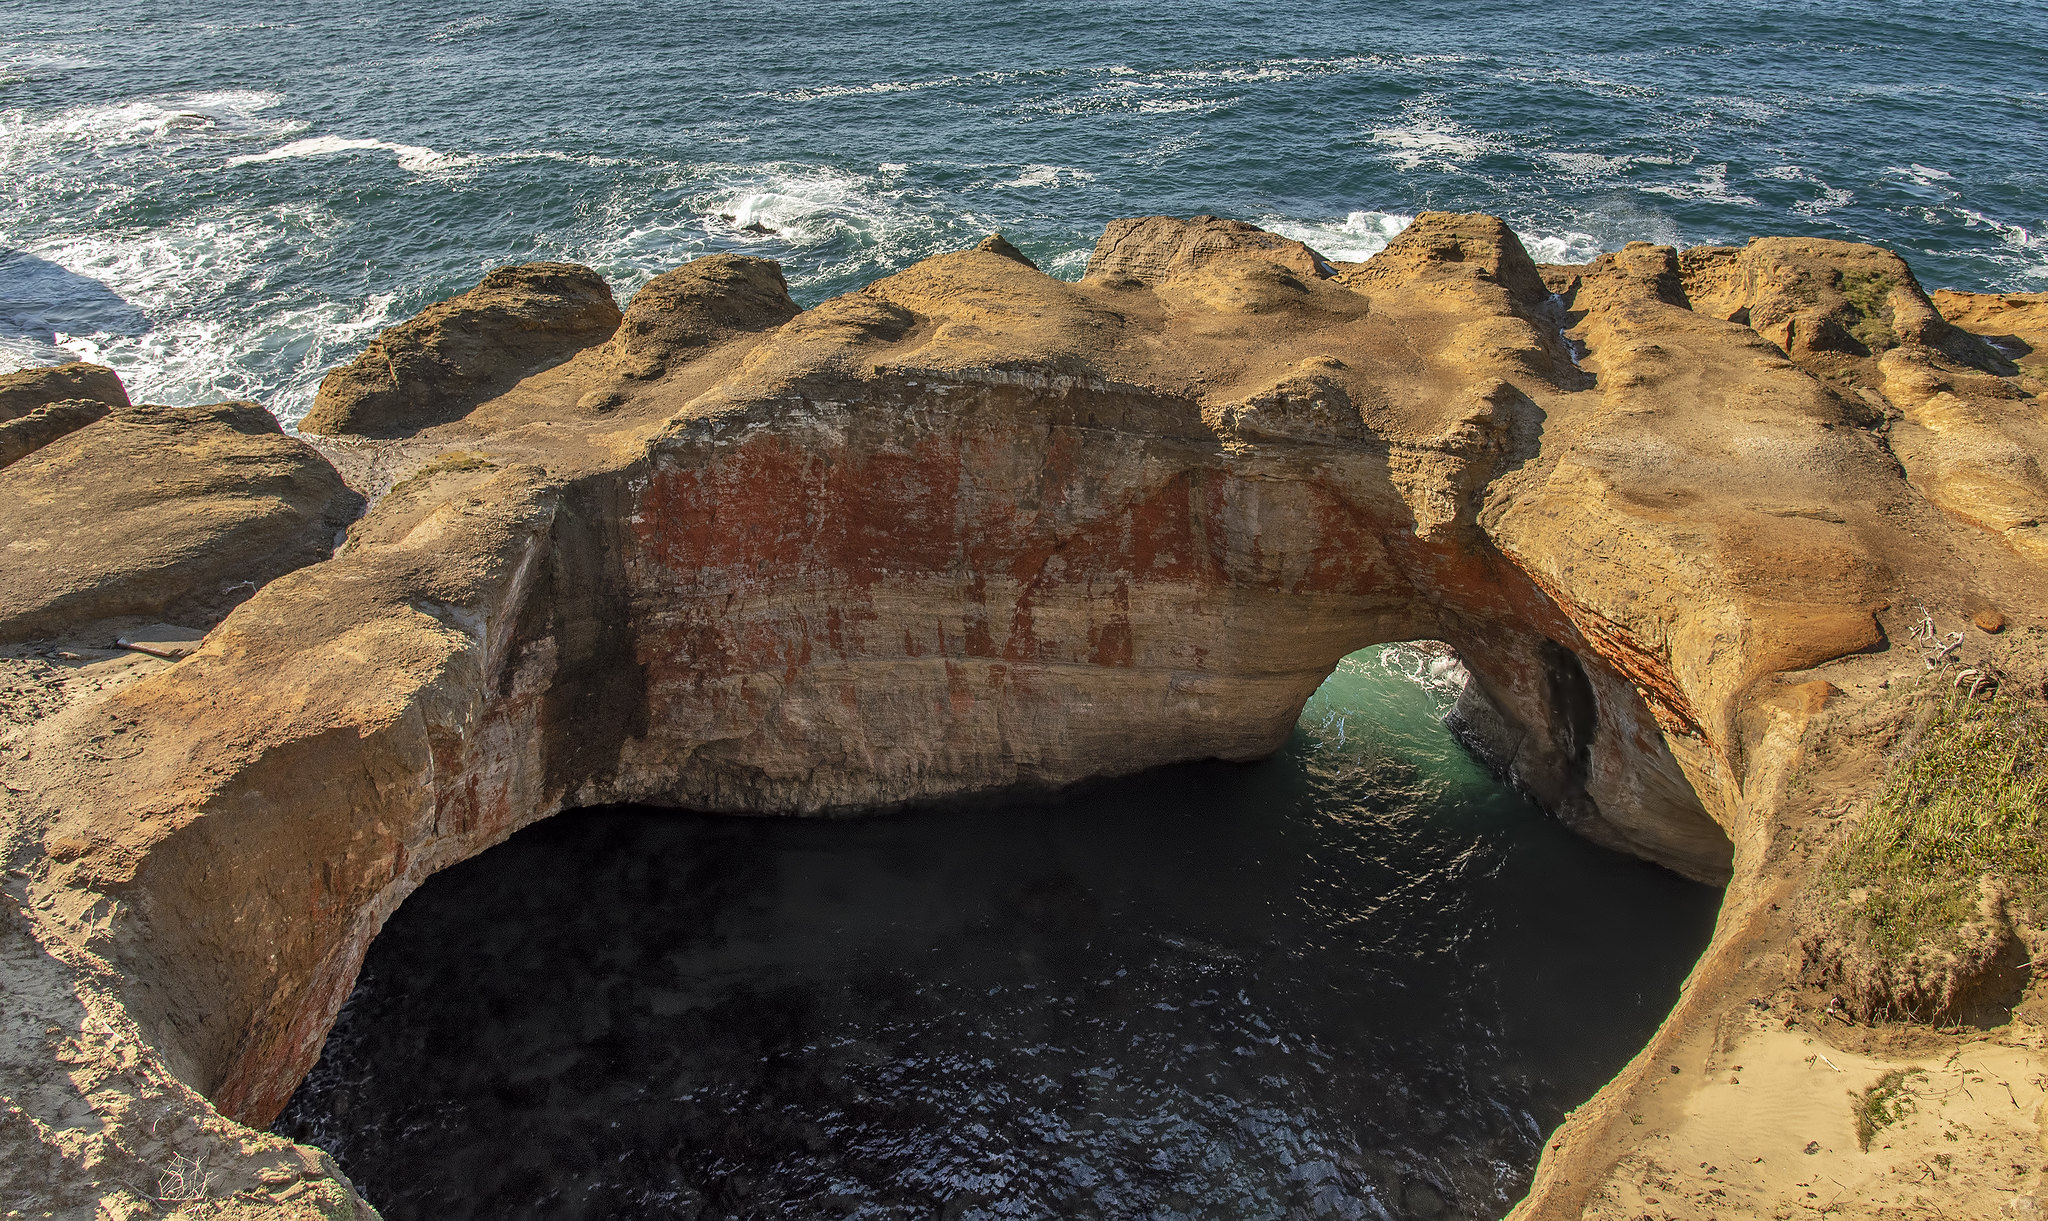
[6,212,2042,1218]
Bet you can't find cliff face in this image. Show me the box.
[1,214,2043,1220]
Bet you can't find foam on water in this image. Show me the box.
[224,136,466,176]
[1263,211,1414,263]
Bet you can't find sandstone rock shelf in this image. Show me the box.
[2,214,2043,1219]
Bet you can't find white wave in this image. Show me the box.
[878,162,907,173]
[1377,641,1471,707]
[1042,248,1092,281]
[1792,187,1854,217]
[1514,227,1607,265]
[1639,163,1758,206]
[1263,211,1414,263]
[743,77,955,102]
[1953,209,2046,281]
[224,135,466,175]
[1755,165,1853,216]
[1367,115,1500,172]
[10,205,410,423]
[429,14,505,40]
[7,90,290,145]
[1262,210,1602,267]
[0,51,102,84]
[1544,151,1641,180]
[997,164,1094,189]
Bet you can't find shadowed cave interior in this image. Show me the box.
[273,643,1722,1221]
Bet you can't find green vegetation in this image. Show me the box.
[1823,680,2048,966]
[1837,269,1900,351]
[1852,1068,1925,1151]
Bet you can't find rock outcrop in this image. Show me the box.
[299,263,622,437]
[0,360,130,420]
[2,216,2044,1220]
[0,400,361,643]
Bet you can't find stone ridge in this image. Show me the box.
[299,262,623,437]
[0,215,2043,1220]
[0,360,129,422]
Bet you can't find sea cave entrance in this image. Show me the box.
[274,644,1721,1221]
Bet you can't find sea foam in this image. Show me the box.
[225,136,466,176]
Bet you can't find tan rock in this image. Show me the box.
[1084,213,1335,284]
[2,217,2045,1221]
[0,400,362,642]
[0,360,130,422]
[0,398,111,468]
[598,253,798,380]
[299,262,622,437]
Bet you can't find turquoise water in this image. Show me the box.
[2,1,2043,422]
[276,648,1719,1219]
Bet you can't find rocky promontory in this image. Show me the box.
[2,214,2044,1219]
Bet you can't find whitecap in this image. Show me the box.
[997,164,1094,189]
[1042,248,1092,281]
[1544,151,1640,180]
[1792,186,1854,217]
[1639,163,1758,206]
[7,205,412,423]
[1262,211,1415,263]
[224,136,466,175]
[6,90,290,148]
[1366,116,1500,173]
[1512,227,1606,265]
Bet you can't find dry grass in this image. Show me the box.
[156,1150,217,1203]
[1837,269,1900,352]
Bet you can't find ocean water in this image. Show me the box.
[2,1,2044,423]
[275,647,1719,1220]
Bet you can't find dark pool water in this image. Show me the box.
[275,646,1719,1220]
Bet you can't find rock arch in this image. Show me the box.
[6,213,2043,1218]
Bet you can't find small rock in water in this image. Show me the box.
[117,624,206,660]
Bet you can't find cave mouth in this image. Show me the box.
[274,644,1720,1221]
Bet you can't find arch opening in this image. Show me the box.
[270,642,1722,1220]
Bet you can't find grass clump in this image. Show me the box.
[1851,1068,1925,1151]
[1809,670,2048,1020]
[1837,269,1900,351]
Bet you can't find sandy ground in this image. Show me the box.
[1579,1007,2048,1219]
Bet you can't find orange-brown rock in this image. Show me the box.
[2,216,2044,1220]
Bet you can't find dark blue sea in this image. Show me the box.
[3,0,2042,424]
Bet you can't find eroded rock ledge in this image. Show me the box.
[1,214,2044,1219]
